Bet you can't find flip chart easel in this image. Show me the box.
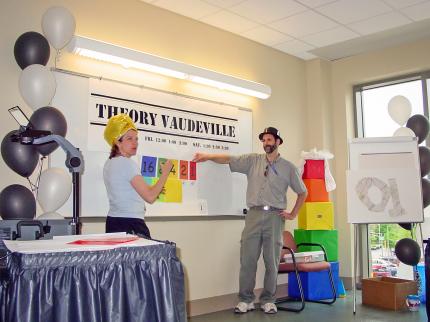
[346,137,424,314]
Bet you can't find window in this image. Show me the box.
[354,73,429,279]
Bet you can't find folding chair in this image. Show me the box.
[276,231,337,312]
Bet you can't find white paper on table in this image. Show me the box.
[4,234,161,254]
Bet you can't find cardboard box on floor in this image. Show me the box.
[362,277,418,311]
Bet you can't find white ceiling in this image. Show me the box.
[140,0,430,60]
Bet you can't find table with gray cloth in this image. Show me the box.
[0,241,186,322]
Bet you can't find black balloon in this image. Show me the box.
[0,184,36,220]
[422,178,430,208]
[1,130,39,177]
[29,106,67,156]
[394,238,421,266]
[406,114,430,144]
[419,146,430,177]
[398,223,413,230]
[14,31,50,69]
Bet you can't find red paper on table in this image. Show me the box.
[67,236,139,245]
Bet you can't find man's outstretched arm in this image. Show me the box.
[192,153,231,164]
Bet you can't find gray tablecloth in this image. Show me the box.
[0,242,186,322]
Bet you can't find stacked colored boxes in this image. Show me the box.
[288,158,340,300]
[297,159,337,260]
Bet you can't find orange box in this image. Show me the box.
[304,179,329,202]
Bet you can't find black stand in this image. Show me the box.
[19,131,84,235]
[72,172,81,235]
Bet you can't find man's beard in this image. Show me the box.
[264,144,277,154]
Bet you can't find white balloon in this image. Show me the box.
[387,95,412,126]
[393,127,415,137]
[42,6,76,50]
[37,211,64,220]
[37,167,72,212]
[19,64,56,110]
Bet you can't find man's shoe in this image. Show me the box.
[234,302,255,313]
[261,302,277,314]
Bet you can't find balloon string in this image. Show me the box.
[55,49,61,69]
[26,178,37,191]
[35,157,46,199]
[27,156,46,199]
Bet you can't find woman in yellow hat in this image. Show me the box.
[103,114,172,238]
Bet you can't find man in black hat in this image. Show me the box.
[193,127,307,314]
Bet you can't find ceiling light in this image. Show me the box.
[67,35,271,99]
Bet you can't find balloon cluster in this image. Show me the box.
[0,7,76,221]
[389,95,428,266]
[389,95,430,227]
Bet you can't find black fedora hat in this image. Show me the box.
[258,127,283,144]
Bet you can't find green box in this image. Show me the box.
[294,229,338,262]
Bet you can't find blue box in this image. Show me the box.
[417,264,426,303]
[288,261,340,300]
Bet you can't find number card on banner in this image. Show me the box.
[179,160,188,180]
[141,156,157,177]
[189,161,197,181]
[160,179,182,202]
[157,158,166,178]
[170,160,179,179]
[157,158,179,179]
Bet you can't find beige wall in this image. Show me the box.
[4,0,430,308]
[0,0,306,304]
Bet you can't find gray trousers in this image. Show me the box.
[238,208,284,304]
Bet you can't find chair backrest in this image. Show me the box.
[282,231,297,253]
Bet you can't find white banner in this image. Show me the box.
[88,79,240,159]
[51,73,251,217]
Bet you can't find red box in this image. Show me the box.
[304,179,329,202]
[302,160,324,179]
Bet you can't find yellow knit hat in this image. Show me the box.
[104,114,137,147]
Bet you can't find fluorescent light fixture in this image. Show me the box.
[67,36,271,99]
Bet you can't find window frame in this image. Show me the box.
[352,71,430,279]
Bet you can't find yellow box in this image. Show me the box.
[298,202,334,230]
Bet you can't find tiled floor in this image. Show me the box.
[188,292,427,322]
